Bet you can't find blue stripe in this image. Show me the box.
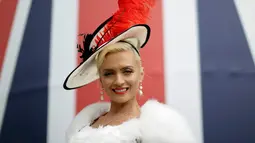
[0,0,52,143]
[198,0,255,143]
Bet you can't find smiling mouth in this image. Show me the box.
[112,88,129,94]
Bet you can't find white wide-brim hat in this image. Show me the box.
[63,16,151,90]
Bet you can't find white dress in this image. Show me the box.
[66,99,196,143]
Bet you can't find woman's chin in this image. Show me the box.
[110,96,129,103]
[109,94,134,103]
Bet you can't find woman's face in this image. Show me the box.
[99,50,143,103]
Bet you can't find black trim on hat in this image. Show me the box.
[118,40,140,56]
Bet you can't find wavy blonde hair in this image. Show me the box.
[95,40,143,73]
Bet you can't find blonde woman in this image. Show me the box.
[63,0,196,142]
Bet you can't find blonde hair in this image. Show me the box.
[95,41,143,72]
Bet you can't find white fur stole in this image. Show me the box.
[66,100,196,143]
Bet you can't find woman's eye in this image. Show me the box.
[124,70,132,74]
[104,72,112,76]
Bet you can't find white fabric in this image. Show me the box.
[66,99,196,143]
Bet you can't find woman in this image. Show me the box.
[63,0,196,142]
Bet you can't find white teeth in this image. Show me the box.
[115,89,127,92]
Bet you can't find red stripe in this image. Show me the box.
[76,0,164,113]
[0,0,18,78]
[139,0,165,104]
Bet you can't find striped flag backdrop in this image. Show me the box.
[0,0,254,143]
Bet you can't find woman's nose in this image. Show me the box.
[114,74,125,85]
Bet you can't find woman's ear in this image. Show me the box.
[98,69,102,83]
[99,77,102,84]
[98,78,104,90]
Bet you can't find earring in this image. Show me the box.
[100,87,104,101]
[139,82,143,96]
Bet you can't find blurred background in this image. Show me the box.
[0,0,254,143]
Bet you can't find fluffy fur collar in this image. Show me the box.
[66,99,196,143]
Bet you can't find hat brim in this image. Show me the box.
[63,24,150,90]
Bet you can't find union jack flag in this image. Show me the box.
[0,0,255,143]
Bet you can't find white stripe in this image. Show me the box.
[162,0,203,143]
[0,0,32,133]
[234,0,255,65]
[47,0,78,143]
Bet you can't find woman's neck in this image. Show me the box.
[108,98,140,117]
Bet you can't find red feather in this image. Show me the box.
[95,0,156,47]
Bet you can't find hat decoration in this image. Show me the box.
[63,0,156,90]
